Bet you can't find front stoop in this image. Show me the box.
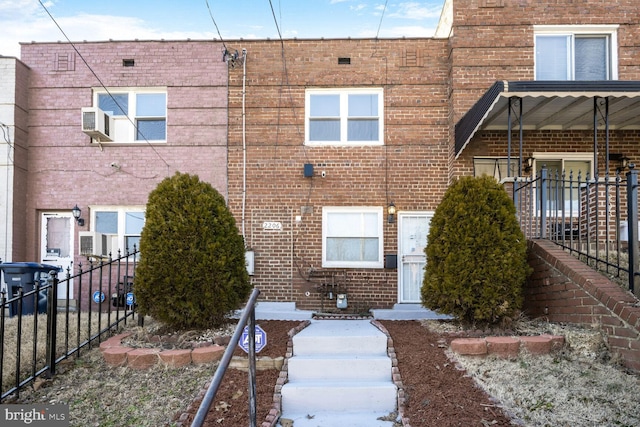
[371,303,453,320]
[279,320,398,427]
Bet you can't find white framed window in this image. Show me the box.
[322,207,384,268]
[306,88,384,146]
[92,206,146,255]
[532,153,593,214]
[473,157,517,181]
[534,25,618,81]
[95,88,167,143]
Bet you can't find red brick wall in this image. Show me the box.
[457,129,640,178]
[226,39,450,310]
[449,0,640,121]
[19,41,229,305]
[9,59,30,262]
[525,239,640,372]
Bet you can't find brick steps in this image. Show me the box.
[450,334,565,359]
[99,332,226,368]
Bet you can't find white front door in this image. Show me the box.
[398,212,433,303]
[40,212,74,299]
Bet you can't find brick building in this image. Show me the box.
[3,0,640,314]
[12,41,229,303]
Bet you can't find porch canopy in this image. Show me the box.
[455,81,640,172]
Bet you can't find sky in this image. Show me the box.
[0,0,446,58]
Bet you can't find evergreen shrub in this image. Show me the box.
[421,175,531,325]
[135,172,251,329]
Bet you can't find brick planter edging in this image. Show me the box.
[450,334,565,359]
[371,320,410,427]
[99,332,225,369]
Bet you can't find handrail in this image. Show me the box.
[191,287,261,427]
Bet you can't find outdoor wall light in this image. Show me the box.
[72,205,85,226]
[387,201,397,224]
[619,156,631,172]
[524,156,534,173]
[610,153,631,173]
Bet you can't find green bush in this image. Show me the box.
[421,175,531,325]
[135,172,251,329]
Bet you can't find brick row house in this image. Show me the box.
[2,0,640,316]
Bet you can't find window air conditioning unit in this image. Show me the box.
[79,231,112,257]
[81,107,114,142]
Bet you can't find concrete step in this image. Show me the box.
[292,320,388,356]
[278,411,399,427]
[371,303,453,320]
[287,354,392,382]
[254,301,313,320]
[281,381,398,414]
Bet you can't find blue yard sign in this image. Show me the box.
[92,291,105,304]
[238,325,267,354]
[125,292,135,306]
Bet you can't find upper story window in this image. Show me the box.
[94,88,167,143]
[322,206,384,268]
[534,25,618,81]
[306,88,384,146]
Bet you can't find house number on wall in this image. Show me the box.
[262,221,283,231]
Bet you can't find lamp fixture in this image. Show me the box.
[387,201,397,224]
[619,156,631,173]
[609,153,631,173]
[524,156,534,173]
[72,205,85,226]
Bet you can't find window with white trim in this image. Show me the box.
[534,25,618,80]
[92,207,145,255]
[306,88,384,145]
[533,153,593,214]
[322,207,384,268]
[95,88,167,142]
[473,157,517,181]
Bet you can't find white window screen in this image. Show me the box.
[535,31,612,81]
[307,89,383,145]
[323,207,383,267]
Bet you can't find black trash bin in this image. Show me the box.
[0,262,61,317]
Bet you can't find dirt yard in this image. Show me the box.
[10,318,640,427]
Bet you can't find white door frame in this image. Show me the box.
[397,211,433,303]
[40,212,74,299]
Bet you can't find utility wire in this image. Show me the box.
[37,0,171,169]
[375,0,390,39]
[267,0,311,208]
[205,0,228,50]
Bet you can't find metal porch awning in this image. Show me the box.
[455,80,640,159]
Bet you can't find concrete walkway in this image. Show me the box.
[278,319,398,427]
[249,302,450,426]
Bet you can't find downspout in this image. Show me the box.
[241,48,247,239]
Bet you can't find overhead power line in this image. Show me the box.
[36,0,170,169]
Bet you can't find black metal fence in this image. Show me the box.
[510,165,640,296]
[0,248,139,402]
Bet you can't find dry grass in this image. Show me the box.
[425,318,640,427]
[4,316,640,426]
[1,311,134,396]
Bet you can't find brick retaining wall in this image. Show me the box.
[524,239,640,372]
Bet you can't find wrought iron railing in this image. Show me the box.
[510,165,640,296]
[0,248,139,401]
[191,287,261,427]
